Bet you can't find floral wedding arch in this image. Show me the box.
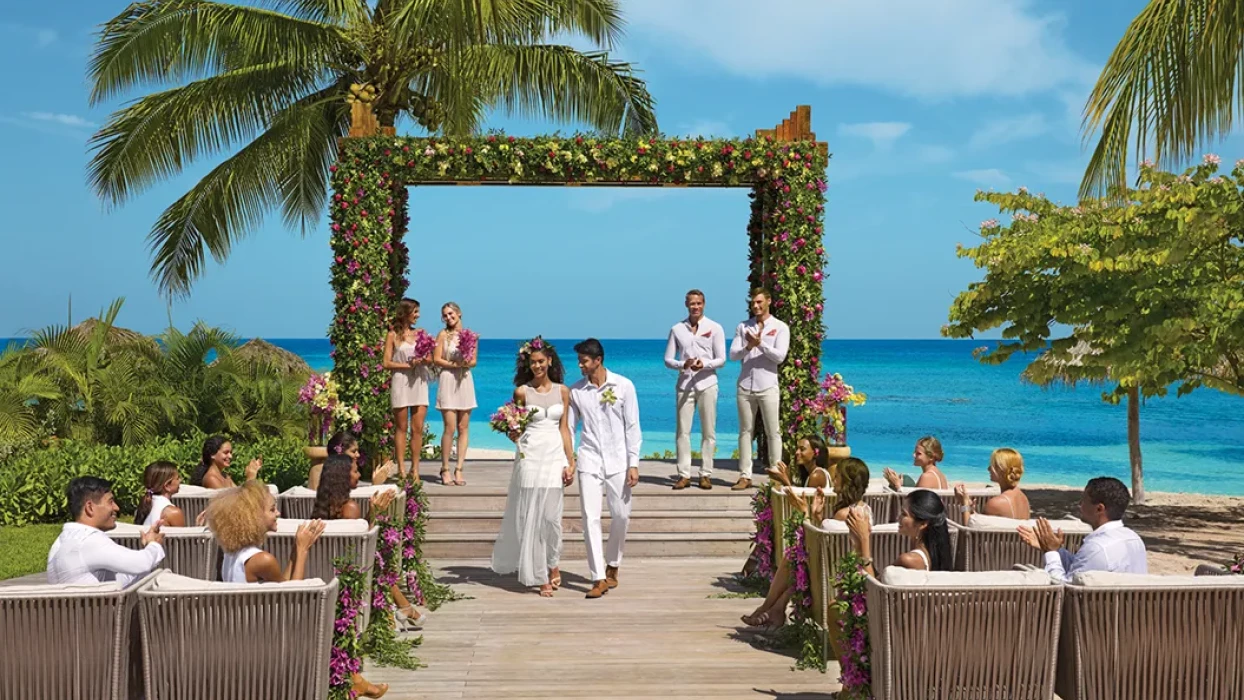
[329,104,830,458]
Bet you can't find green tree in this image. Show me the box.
[945,162,1244,503]
[1081,0,1244,198]
[88,0,658,296]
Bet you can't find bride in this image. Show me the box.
[490,337,576,597]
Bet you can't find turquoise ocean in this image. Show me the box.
[270,338,1243,496]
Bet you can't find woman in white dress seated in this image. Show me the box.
[742,452,872,630]
[490,338,575,597]
[134,461,186,527]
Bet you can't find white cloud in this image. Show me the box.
[0,22,57,47]
[838,122,911,150]
[624,0,1097,99]
[23,112,97,129]
[969,113,1049,149]
[954,168,1011,187]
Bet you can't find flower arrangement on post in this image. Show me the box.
[297,372,363,444]
[401,478,460,609]
[809,372,866,446]
[833,551,872,698]
[361,510,421,670]
[328,557,366,700]
[781,509,824,671]
[743,483,776,586]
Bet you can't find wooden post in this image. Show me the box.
[349,101,380,138]
[756,106,827,156]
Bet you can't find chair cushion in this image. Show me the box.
[148,571,326,590]
[1073,571,1244,588]
[281,486,319,497]
[967,513,1093,533]
[350,484,399,497]
[882,567,1056,587]
[176,484,278,495]
[0,581,124,596]
[274,518,371,534]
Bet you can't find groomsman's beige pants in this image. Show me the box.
[675,385,718,479]
[579,469,632,582]
[737,386,781,478]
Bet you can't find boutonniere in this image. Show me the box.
[600,388,618,406]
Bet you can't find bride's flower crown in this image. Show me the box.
[518,335,553,358]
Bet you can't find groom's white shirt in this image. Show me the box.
[569,370,642,476]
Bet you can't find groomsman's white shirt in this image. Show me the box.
[664,317,727,392]
[570,371,642,476]
[730,316,791,391]
[47,522,165,586]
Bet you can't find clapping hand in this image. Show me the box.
[766,460,792,486]
[745,327,762,349]
[953,483,970,506]
[810,487,828,521]
[690,358,704,371]
[371,489,396,511]
[883,467,902,490]
[141,521,165,547]
[295,519,326,552]
[371,460,396,484]
[846,506,871,544]
[1017,518,1064,553]
[245,457,263,480]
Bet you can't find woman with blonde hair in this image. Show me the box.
[205,480,388,698]
[134,461,186,527]
[383,297,431,483]
[433,301,477,486]
[954,447,1030,522]
[884,435,949,490]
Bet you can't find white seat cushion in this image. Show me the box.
[174,485,213,495]
[0,581,124,596]
[107,522,148,534]
[281,486,318,497]
[967,513,1093,533]
[274,518,371,534]
[882,567,1056,587]
[1073,572,1244,588]
[350,485,399,497]
[149,571,326,591]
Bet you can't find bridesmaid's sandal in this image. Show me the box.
[440,468,453,486]
[352,676,388,699]
[454,469,466,486]
[395,605,424,630]
[741,609,771,627]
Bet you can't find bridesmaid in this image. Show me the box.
[433,302,477,486]
[383,298,431,483]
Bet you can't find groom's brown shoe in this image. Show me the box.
[586,580,610,598]
[606,566,619,589]
[672,477,691,490]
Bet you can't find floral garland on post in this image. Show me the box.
[361,510,421,669]
[745,483,776,587]
[781,509,823,671]
[330,135,829,455]
[833,551,871,697]
[329,557,366,700]
[402,479,460,609]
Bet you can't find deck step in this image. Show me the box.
[427,492,754,513]
[428,510,754,535]
[423,531,754,559]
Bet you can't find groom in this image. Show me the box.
[569,338,642,599]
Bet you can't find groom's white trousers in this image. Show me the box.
[579,469,632,582]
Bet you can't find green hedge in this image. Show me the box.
[0,434,310,527]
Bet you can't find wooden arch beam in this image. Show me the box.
[755,105,828,157]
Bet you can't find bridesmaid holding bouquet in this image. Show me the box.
[383,298,433,483]
[433,302,478,485]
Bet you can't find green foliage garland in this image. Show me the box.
[329,134,830,455]
[833,551,872,697]
[780,509,824,671]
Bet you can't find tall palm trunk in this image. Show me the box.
[1127,386,1144,505]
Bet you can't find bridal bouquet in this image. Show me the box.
[412,328,436,362]
[490,400,537,439]
[456,328,478,362]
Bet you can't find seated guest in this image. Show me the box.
[1019,476,1147,581]
[848,489,953,576]
[47,476,165,585]
[883,436,949,491]
[742,456,872,630]
[313,454,425,628]
[308,431,396,490]
[205,481,388,698]
[135,461,186,527]
[191,435,262,488]
[953,447,1030,523]
[766,435,833,490]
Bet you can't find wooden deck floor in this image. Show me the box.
[370,558,839,699]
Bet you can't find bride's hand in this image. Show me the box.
[508,430,521,443]
[562,466,575,487]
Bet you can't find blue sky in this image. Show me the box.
[2,0,1234,340]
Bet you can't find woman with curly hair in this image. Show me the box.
[491,337,575,597]
[953,447,1030,523]
[742,455,873,630]
[313,455,425,629]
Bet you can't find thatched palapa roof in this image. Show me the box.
[231,338,311,378]
[70,318,160,353]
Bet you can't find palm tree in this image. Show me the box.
[1081,0,1242,198]
[88,0,658,297]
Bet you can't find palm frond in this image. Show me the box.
[449,44,657,135]
[390,0,623,51]
[90,0,348,106]
[277,80,352,233]
[1081,0,1244,198]
[266,0,370,24]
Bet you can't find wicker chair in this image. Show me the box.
[894,486,998,524]
[279,484,404,521]
[172,484,279,527]
[135,571,337,700]
[0,571,159,700]
[107,523,216,580]
[954,514,1092,572]
[258,519,378,629]
[867,568,1063,700]
[1056,572,1244,700]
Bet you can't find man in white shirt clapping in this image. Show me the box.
[729,289,790,490]
[1019,476,1148,581]
[47,476,166,586]
[664,289,726,491]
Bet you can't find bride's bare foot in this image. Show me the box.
[539,583,554,598]
[549,568,561,590]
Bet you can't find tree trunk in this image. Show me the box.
[1127,386,1145,505]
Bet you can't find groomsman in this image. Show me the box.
[729,289,790,490]
[664,289,726,490]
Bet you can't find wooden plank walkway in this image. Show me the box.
[369,558,839,699]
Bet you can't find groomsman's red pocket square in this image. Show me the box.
[701,331,712,337]
[765,329,777,336]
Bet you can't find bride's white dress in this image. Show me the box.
[490,384,566,586]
